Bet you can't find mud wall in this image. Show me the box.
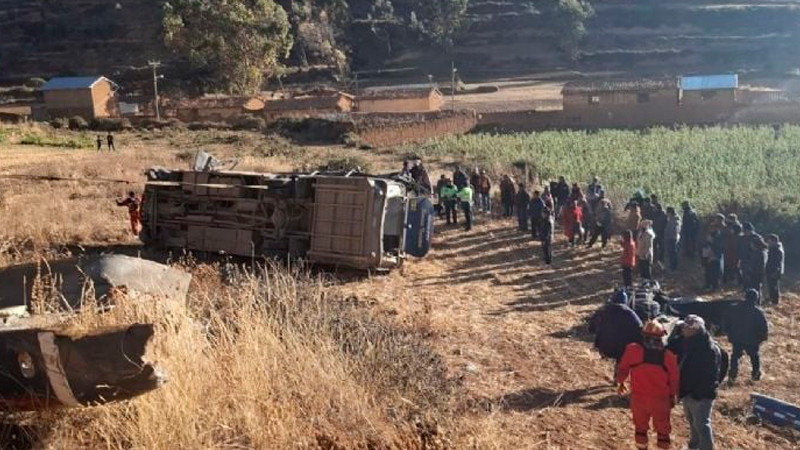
[354,111,477,147]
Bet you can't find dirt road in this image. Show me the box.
[353,215,800,449]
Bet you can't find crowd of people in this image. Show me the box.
[422,162,787,450]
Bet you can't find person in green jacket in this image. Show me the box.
[441,179,459,225]
[458,185,473,231]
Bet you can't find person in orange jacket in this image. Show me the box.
[617,320,680,450]
[116,191,141,235]
[562,199,583,247]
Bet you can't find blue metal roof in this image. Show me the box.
[680,74,738,91]
[40,76,107,91]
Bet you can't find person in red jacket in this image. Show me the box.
[562,199,583,247]
[116,191,141,235]
[617,320,680,450]
[621,230,637,287]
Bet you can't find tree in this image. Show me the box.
[413,0,469,48]
[163,0,293,94]
[541,0,594,59]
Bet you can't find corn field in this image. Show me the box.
[415,125,800,216]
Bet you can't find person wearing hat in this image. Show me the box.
[617,320,679,450]
[667,315,725,450]
[589,289,643,378]
[725,289,769,384]
[681,201,700,258]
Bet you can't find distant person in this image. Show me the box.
[587,198,612,248]
[529,190,545,238]
[477,170,492,213]
[703,226,725,292]
[637,220,656,280]
[554,177,570,217]
[107,132,116,151]
[542,186,554,211]
[653,203,667,264]
[616,320,679,450]
[681,201,700,258]
[765,234,785,305]
[500,175,516,217]
[627,204,642,234]
[435,174,448,218]
[562,200,582,247]
[96,135,103,152]
[515,183,530,232]
[589,289,642,376]
[539,207,554,264]
[578,197,592,245]
[441,179,459,225]
[743,236,768,295]
[469,168,481,209]
[725,289,769,384]
[586,176,603,202]
[458,184,473,232]
[620,230,637,287]
[116,191,141,235]
[738,222,760,286]
[664,207,681,271]
[641,197,655,222]
[723,221,743,284]
[668,315,725,450]
[452,166,468,190]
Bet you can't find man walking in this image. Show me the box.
[587,198,612,248]
[515,183,530,232]
[107,132,116,151]
[96,135,103,151]
[458,184,473,232]
[617,321,679,450]
[668,316,723,450]
[725,289,769,384]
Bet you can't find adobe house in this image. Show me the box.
[170,96,265,122]
[38,76,119,120]
[263,91,355,121]
[357,87,444,113]
[561,78,679,127]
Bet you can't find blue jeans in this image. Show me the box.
[479,192,491,212]
[683,397,714,450]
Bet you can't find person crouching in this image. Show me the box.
[617,320,680,450]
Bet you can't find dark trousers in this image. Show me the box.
[517,211,528,231]
[623,266,633,287]
[666,239,679,271]
[444,200,457,224]
[462,201,472,231]
[542,239,552,264]
[587,224,609,248]
[766,274,781,304]
[724,261,738,283]
[705,258,723,291]
[530,216,540,238]
[683,234,697,257]
[654,237,665,262]
[638,259,652,280]
[503,201,514,217]
[730,343,761,380]
[743,274,763,298]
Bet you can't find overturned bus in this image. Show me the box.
[140,167,434,271]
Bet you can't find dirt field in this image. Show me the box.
[2,131,799,448]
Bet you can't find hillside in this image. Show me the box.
[1,1,800,86]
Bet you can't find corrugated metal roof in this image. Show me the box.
[40,76,109,91]
[680,74,738,91]
[562,78,678,94]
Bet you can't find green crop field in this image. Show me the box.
[412,126,800,253]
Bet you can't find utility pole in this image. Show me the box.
[451,61,457,110]
[148,60,162,120]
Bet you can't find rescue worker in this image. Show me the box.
[667,316,724,450]
[500,175,516,217]
[116,191,141,235]
[617,321,679,450]
[765,234,784,305]
[441,179,459,225]
[458,184,473,232]
[515,183,530,232]
[540,207,554,264]
[529,190,545,238]
[725,289,769,384]
[589,289,642,377]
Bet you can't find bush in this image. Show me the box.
[90,117,132,132]
[232,114,266,131]
[341,131,361,148]
[50,117,69,129]
[24,77,47,89]
[136,117,186,130]
[68,116,89,130]
[318,156,372,173]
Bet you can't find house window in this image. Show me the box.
[637,93,650,103]
[589,95,600,105]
